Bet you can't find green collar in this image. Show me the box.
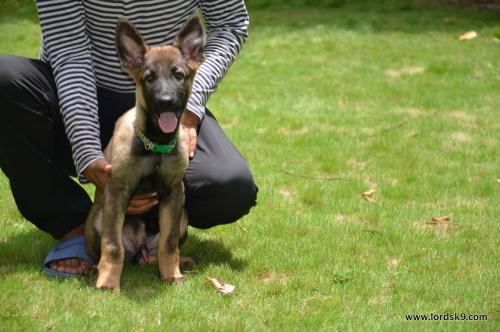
[133,121,178,154]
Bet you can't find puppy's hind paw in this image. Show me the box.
[180,256,197,267]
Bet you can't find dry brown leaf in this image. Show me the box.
[424,216,455,235]
[459,31,478,41]
[207,277,235,295]
[362,188,376,202]
[430,216,450,224]
[414,216,462,236]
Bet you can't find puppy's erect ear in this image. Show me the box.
[115,17,148,70]
[173,14,206,66]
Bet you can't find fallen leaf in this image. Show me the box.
[362,188,376,203]
[429,216,450,224]
[459,31,478,41]
[414,216,462,236]
[424,216,456,235]
[207,277,235,295]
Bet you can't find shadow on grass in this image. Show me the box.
[181,232,247,272]
[0,229,49,271]
[0,228,246,294]
[118,232,247,301]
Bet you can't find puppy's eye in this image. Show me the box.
[144,71,155,83]
[174,71,185,81]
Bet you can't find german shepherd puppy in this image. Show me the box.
[84,15,205,290]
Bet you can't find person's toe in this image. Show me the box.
[47,258,93,275]
[69,258,78,268]
[57,259,72,274]
[70,258,79,274]
[61,259,70,273]
[54,261,64,272]
[75,259,84,274]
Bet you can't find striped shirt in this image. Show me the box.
[35,0,249,181]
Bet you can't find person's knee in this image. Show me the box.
[217,164,258,214]
[187,162,258,227]
[0,55,27,91]
[218,160,256,193]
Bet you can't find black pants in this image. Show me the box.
[0,55,258,239]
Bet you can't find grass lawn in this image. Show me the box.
[1,0,499,330]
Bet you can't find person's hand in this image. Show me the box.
[126,192,159,214]
[83,158,112,192]
[83,158,158,214]
[181,110,199,158]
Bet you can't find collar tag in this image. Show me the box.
[133,121,178,154]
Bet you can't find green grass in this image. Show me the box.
[1,0,499,330]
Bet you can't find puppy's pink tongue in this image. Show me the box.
[158,112,178,133]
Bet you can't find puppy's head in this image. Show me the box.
[115,15,205,134]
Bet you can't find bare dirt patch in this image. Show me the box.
[396,107,426,118]
[277,126,310,136]
[258,270,288,285]
[347,158,366,170]
[385,66,425,78]
[448,111,477,128]
[278,187,294,201]
[450,131,472,142]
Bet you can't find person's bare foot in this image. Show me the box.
[47,225,93,275]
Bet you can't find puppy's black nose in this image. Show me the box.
[157,95,174,107]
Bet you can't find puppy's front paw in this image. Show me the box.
[96,276,120,290]
[96,261,121,290]
[159,264,185,284]
[162,275,185,285]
